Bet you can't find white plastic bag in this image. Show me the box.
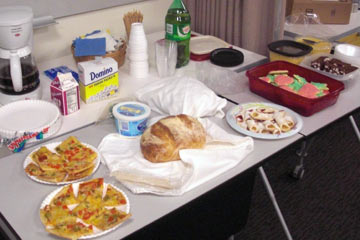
[135,76,227,118]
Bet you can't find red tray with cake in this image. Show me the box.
[246,61,345,116]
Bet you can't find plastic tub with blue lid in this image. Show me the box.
[112,101,151,136]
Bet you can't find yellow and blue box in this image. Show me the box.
[78,57,119,103]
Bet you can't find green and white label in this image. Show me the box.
[165,23,191,41]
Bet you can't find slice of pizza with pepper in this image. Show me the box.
[89,207,131,231]
[25,163,67,183]
[31,146,67,172]
[102,185,128,207]
[55,136,97,164]
[65,165,95,182]
[44,218,94,240]
[50,184,79,207]
[40,204,76,227]
[64,159,95,175]
[77,178,104,203]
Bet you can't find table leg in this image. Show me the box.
[292,136,316,180]
[259,167,293,240]
[349,115,360,142]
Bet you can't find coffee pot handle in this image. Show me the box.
[10,53,23,92]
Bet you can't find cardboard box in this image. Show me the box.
[50,72,80,115]
[286,0,352,24]
[78,57,119,103]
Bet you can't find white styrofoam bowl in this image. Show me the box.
[334,44,360,66]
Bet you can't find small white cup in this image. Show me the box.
[128,42,148,51]
[130,64,149,78]
[130,60,148,68]
[131,23,145,32]
[128,52,149,61]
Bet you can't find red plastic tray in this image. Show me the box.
[245,61,345,116]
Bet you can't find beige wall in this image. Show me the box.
[32,0,172,63]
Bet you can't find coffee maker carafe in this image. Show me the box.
[0,6,41,105]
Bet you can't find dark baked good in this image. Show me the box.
[140,114,206,163]
[311,56,358,75]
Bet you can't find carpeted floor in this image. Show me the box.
[235,110,360,240]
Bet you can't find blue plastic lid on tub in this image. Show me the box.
[112,101,151,121]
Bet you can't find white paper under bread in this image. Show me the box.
[135,77,227,118]
[98,118,254,196]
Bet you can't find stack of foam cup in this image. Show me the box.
[128,23,149,78]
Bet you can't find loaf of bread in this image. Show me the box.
[140,114,206,163]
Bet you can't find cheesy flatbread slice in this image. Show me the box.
[66,146,97,164]
[31,146,66,172]
[72,201,104,226]
[55,136,82,153]
[102,185,127,207]
[25,163,67,183]
[91,208,131,231]
[50,184,79,207]
[77,178,104,202]
[45,220,93,240]
[64,159,94,175]
[65,165,95,182]
[40,204,76,227]
[55,136,97,162]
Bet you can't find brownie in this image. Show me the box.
[310,56,358,75]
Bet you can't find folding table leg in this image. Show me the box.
[292,136,316,180]
[259,167,293,240]
[349,115,360,142]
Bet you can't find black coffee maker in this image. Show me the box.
[0,6,41,105]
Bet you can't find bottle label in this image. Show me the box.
[165,23,191,41]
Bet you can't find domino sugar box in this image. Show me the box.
[78,57,119,103]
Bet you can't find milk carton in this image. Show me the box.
[78,57,119,103]
[50,72,80,115]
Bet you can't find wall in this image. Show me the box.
[32,0,172,63]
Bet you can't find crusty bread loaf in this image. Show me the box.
[140,114,206,163]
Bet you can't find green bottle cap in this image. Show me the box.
[169,0,187,10]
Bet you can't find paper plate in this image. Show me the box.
[226,102,303,140]
[40,180,130,239]
[0,100,61,143]
[190,35,231,55]
[24,142,101,185]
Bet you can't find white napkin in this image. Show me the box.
[98,118,254,196]
[135,77,227,118]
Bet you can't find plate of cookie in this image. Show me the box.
[24,136,100,185]
[40,178,131,239]
[226,102,303,139]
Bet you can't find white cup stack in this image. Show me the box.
[128,23,149,78]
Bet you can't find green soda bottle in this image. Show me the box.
[165,0,191,68]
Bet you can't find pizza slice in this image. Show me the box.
[65,164,95,181]
[55,136,97,163]
[90,207,131,231]
[45,220,93,240]
[67,146,97,164]
[55,136,82,154]
[40,204,76,227]
[64,158,94,175]
[102,185,127,207]
[31,146,66,172]
[77,178,104,202]
[50,184,79,207]
[25,163,67,183]
[72,201,103,226]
